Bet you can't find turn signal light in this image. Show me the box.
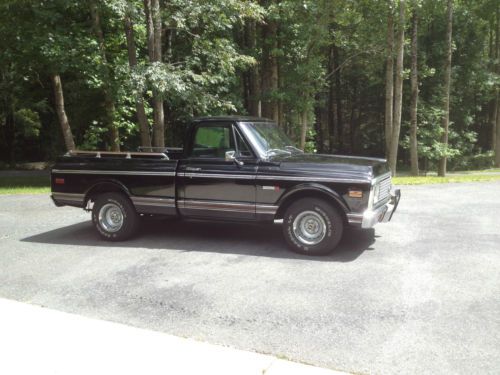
[348,189,363,198]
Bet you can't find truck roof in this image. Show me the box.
[192,116,275,123]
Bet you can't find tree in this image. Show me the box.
[409,5,419,176]
[123,8,152,148]
[385,4,395,157]
[2,0,499,173]
[494,4,500,167]
[388,0,405,175]
[89,1,120,151]
[51,74,76,151]
[244,20,261,117]
[261,1,280,122]
[143,0,165,148]
[438,0,453,176]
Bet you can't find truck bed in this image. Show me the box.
[51,150,179,216]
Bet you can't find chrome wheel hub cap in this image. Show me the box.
[292,210,327,246]
[98,203,124,233]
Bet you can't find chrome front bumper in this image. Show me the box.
[347,189,401,229]
[362,189,401,228]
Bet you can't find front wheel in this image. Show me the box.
[92,192,139,241]
[282,198,344,255]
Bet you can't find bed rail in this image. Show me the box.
[64,150,169,160]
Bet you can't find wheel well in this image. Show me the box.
[275,190,348,223]
[84,182,129,207]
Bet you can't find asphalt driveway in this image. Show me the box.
[0,182,499,374]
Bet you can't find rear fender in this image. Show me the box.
[84,179,131,207]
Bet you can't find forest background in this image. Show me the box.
[1,0,499,176]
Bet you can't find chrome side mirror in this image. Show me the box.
[225,150,244,166]
[225,150,236,162]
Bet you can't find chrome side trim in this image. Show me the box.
[52,169,175,177]
[53,169,369,183]
[130,196,176,207]
[178,199,278,216]
[52,192,85,204]
[179,172,368,184]
[180,199,255,213]
[256,205,278,215]
[180,173,255,180]
[258,175,369,184]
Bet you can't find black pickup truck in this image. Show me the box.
[51,116,400,255]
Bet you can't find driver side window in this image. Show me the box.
[191,125,234,159]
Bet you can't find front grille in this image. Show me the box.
[377,175,392,202]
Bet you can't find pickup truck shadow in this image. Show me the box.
[21,219,376,262]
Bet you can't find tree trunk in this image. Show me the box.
[494,91,500,167]
[4,109,15,163]
[327,44,337,153]
[389,0,405,176]
[261,16,279,122]
[124,13,152,148]
[350,77,359,154]
[143,0,165,148]
[409,9,419,176]
[151,0,165,148]
[494,6,500,167]
[245,20,261,116]
[492,94,498,152]
[300,111,308,150]
[89,1,120,151]
[51,74,76,151]
[314,94,324,153]
[333,45,343,152]
[438,0,453,176]
[385,6,394,158]
[143,0,155,62]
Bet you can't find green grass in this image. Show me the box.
[393,174,500,185]
[463,168,500,173]
[0,176,50,194]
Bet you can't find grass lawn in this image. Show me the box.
[0,175,51,194]
[393,174,500,185]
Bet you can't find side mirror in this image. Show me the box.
[225,150,244,166]
[225,150,236,162]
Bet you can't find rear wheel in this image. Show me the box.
[92,192,138,241]
[282,198,344,255]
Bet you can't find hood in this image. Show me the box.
[274,153,389,181]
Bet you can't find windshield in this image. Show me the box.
[239,122,303,159]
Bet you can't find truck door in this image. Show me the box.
[177,121,257,220]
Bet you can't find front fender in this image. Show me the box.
[276,183,350,214]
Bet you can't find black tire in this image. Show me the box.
[282,197,344,255]
[91,192,138,241]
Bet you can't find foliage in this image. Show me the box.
[0,0,498,172]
